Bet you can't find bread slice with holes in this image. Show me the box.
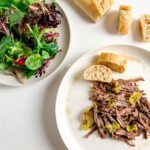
[83,65,112,82]
[97,52,127,73]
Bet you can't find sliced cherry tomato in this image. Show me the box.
[14,56,27,66]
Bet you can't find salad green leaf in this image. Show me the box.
[25,54,43,70]
[26,70,37,79]
[0,0,45,12]
[7,41,32,58]
[0,63,9,70]
[23,0,44,5]
[0,36,14,59]
[26,24,59,55]
[0,36,32,64]
[41,42,59,56]
[0,3,25,28]
[8,10,25,28]
[4,54,13,63]
[26,24,42,53]
[42,50,49,59]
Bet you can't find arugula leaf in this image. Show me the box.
[26,24,41,53]
[0,0,45,12]
[0,63,9,70]
[7,43,24,59]
[0,5,10,14]
[0,36,32,69]
[27,24,54,42]
[4,54,13,63]
[8,10,24,28]
[26,24,58,56]
[27,24,39,37]
[0,36,14,58]
[0,3,25,28]
[0,1,22,10]
[0,36,13,48]
[5,40,32,59]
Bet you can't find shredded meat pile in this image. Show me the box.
[85,77,150,146]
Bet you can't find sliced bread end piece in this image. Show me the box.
[83,65,112,82]
[139,14,150,42]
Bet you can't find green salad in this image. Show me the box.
[0,0,62,83]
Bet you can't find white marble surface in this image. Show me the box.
[0,0,150,150]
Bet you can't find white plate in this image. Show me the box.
[56,45,150,150]
[0,0,70,86]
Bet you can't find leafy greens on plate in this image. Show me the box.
[0,0,62,84]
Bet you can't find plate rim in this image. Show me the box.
[55,44,150,150]
[0,1,71,87]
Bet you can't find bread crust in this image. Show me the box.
[83,65,112,82]
[73,0,114,22]
[97,0,114,15]
[98,53,127,73]
[139,15,150,42]
[118,5,132,34]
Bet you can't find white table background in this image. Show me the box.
[0,0,150,150]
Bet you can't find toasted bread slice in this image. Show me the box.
[83,65,112,82]
[98,53,127,73]
[139,15,150,42]
[118,5,132,34]
[73,0,114,22]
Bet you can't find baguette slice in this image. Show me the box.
[73,0,101,22]
[97,0,114,16]
[118,5,132,34]
[139,15,150,42]
[83,65,112,82]
[98,52,127,73]
[73,0,114,22]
